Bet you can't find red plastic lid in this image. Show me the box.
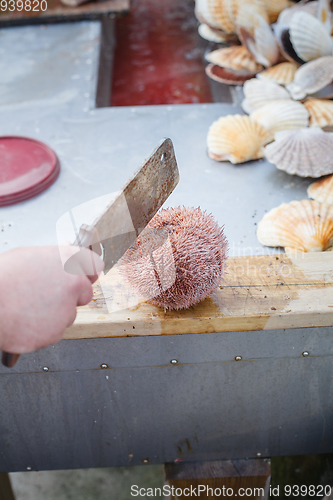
[0,136,60,206]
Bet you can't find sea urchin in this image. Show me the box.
[119,206,228,310]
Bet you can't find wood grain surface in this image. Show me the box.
[65,252,333,339]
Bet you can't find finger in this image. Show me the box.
[63,246,104,279]
[76,277,94,307]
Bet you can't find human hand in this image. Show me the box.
[0,245,104,354]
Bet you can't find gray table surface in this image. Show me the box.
[0,21,312,257]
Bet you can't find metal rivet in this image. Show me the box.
[42,366,49,372]
[26,466,32,471]
[170,359,178,365]
[257,452,262,457]
[100,363,108,369]
[235,356,242,361]
[142,458,150,464]
[302,351,309,357]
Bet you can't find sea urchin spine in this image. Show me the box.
[119,206,228,310]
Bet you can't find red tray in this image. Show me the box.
[0,136,60,206]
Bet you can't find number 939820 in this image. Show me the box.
[0,0,47,11]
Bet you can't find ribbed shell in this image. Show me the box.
[286,56,333,100]
[198,23,228,42]
[207,114,271,164]
[205,46,263,74]
[243,78,291,110]
[195,0,236,33]
[236,0,269,33]
[289,12,333,62]
[308,175,333,205]
[264,127,333,177]
[206,64,256,85]
[257,62,298,85]
[304,99,333,128]
[250,100,309,136]
[264,0,290,23]
[257,199,333,252]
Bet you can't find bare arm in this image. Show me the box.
[0,246,104,354]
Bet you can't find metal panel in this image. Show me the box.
[1,330,333,472]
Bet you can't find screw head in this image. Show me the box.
[100,363,108,369]
[302,351,309,357]
[170,359,178,365]
[257,452,262,457]
[142,458,150,464]
[235,356,242,361]
[26,466,32,471]
[42,366,49,372]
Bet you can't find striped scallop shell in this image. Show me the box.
[286,56,333,100]
[195,0,236,33]
[257,62,298,85]
[243,79,291,112]
[257,200,333,252]
[207,114,271,164]
[198,24,228,42]
[289,12,333,62]
[264,127,333,177]
[264,0,290,23]
[205,46,263,74]
[250,100,309,136]
[304,99,333,128]
[308,175,333,205]
[236,0,269,34]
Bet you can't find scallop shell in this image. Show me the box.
[308,174,333,205]
[286,56,333,100]
[317,0,332,35]
[264,0,290,23]
[277,1,320,26]
[272,22,305,65]
[205,64,256,85]
[243,78,291,111]
[257,62,298,85]
[195,0,236,33]
[289,12,333,62]
[198,23,228,42]
[207,114,271,164]
[239,15,280,68]
[205,46,263,74]
[264,127,333,177]
[250,100,309,136]
[304,99,333,128]
[236,0,269,34]
[257,200,333,252]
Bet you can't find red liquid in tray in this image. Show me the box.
[111,0,213,106]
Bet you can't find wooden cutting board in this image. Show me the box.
[65,251,333,339]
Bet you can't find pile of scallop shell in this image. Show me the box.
[202,0,333,252]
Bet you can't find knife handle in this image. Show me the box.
[2,351,20,368]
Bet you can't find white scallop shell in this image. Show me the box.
[257,62,298,85]
[257,199,333,252]
[236,0,269,34]
[286,56,333,100]
[277,1,320,26]
[264,127,333,177]
[205,46,263,74]
[304,99,333,128]
[242,14,280,68]
[198,23,227,42]
[207,114,272,164]
[243,78,291,111]
[250,100,309,136]
[308,174,333,205]
[317,0,332,35]
[289,12,333,62]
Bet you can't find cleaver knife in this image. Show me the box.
[2,138,179,368]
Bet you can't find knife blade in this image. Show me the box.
[2,138,179,368]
